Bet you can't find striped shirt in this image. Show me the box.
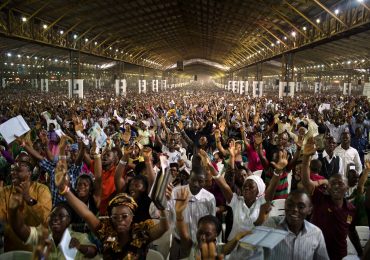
[263,216,329,260]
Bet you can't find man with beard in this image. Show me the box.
[0,152,51,252]
[167,159,216,260]
[262,190,329,259]
[301,137,363,260]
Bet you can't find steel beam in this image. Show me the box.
[284,1,323,33]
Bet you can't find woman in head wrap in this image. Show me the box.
[199,149,288,256]
[54,159,169,260]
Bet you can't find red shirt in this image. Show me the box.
[245,144,264,172]
[310,188,356,260]
[99,165,117,215]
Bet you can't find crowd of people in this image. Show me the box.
[0,83,369,260]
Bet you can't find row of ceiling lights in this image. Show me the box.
[233,0,367,67]
[19,17,163,68]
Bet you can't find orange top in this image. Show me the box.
[99,165,117,215]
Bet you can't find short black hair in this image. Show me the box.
[198,215,222,235]
[127,174,149,193]
[52,201,74,219]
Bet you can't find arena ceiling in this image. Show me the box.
[0,0,369,76]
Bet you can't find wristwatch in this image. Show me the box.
[27,198,38,206]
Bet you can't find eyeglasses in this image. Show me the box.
[110,213,134,222]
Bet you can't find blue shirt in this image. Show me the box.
[39,159,82,206]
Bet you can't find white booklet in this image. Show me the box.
[0,115,30,144]
[239,226,288,249]
[58,228,77,260]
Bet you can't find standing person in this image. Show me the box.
[168,163,216,260]
[334,131,362,175]
[316,136,344,179]
[301,137,363,260]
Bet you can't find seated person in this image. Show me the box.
[9,196,98,259]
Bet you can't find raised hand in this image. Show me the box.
[177,121,184,131]
[55,159,69,190]
[196,240,224,260]
[175,187,189,215]
[254,132,263,146]
[303,137,316,156]
[219,120,226,133]
[228,140,236,157]
[271,150,288,170]
[214,129,221,139]
[165,183,174,200]
[199,149,211,166]
[142,147,152,161]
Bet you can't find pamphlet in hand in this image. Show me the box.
[239,226,288,249]
[88,123,107,148]
[0,115,30,144]
[58,228,77,260]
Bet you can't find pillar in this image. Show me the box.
[68,79,84,98]
[40,79,49,92]
[115,79,127,96]
[139,79,147,93]
[279,53,295,98]
[152,79,159,92]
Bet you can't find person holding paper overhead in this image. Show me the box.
[55,157,169,260]
[8,195,98,260]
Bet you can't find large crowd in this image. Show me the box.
[0,83,369,260]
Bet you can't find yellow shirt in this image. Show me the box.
[0,182,52,252]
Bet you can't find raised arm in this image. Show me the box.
[358,160,370,194]
[301,137,317,195]
[92,141,102,208]
[142,147,155,191]
[214,129,228,156]
[199,149,233,203]
[55,158,101,233]
[265,150,288,202]
[254,132,269,169]
[114,146,132,192]
[173,187,192,250]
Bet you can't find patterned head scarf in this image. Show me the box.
[108,193,138,215]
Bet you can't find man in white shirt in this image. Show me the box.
[334,132,362,175]
[168,170,216,260]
